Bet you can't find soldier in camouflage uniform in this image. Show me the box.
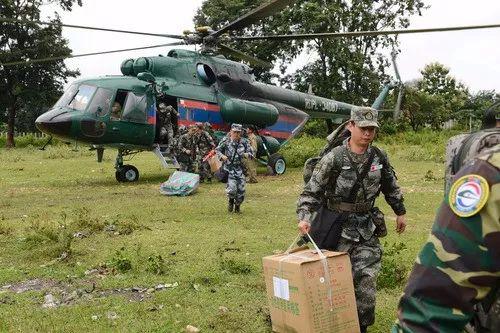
[193,122,216,182]
[393,112,500,333]
[297,107,407,333]
[157,102,179,148]
[244,127,259,183]
[216,124,254,213]
[177,125,196,173]
[393,145,500,333]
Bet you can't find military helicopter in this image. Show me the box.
[3,0,500,182]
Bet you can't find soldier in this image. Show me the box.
[215,123,254,213]
[244,127,259,183]
[204,122,217,143]
[177,125,196,173]
[297,107,407,333]
[157,102,179,148]
[392,118,500,333]
[193,122,216,182]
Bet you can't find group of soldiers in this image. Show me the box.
[297,106,499,333]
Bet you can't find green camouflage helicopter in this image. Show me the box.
[3,0,500,182]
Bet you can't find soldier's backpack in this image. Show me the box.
[445,128,500,194]
[303,121,350,184]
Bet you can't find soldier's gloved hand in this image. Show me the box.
[396,215,406,234]
[221,155,228,161]
[298,220,311,235]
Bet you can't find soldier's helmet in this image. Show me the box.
[204,122,212,129]
[350,107,379,128]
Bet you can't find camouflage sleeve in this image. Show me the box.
[244,139,254,158]
[296,152,336,223]
[392,154,500,333]
[215,137,227,158]
[379,149,406,216]
[206,132,216,148]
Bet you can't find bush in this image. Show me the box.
[377,242,409,289]
[280,135,326,168]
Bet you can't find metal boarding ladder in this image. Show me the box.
[153,144,180,170]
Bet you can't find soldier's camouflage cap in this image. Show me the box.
[231,123,243,132]
[351,107,379,128]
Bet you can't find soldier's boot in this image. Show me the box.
[234,204,241,213]
[228,199,234,213]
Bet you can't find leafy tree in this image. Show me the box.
[0,0,82,147]
[418,62,468,124]
[195,0,426,107]
[402,85,446,131]
[462,90,499,128]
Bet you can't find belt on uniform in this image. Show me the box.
[328,200,374,213]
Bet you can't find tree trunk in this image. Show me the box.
[6,105,16,148]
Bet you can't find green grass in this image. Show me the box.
[0,143,444,332]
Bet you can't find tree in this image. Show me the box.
[402,85,446,131]
[0,0,82,147]
[418,62,468,124]
[195,0,426,105]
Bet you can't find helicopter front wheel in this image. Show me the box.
[116,165,140,182]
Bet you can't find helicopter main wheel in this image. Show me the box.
[268,153,286,175]
[115,165,139,182]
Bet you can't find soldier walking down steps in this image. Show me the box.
[296,107,407,333]
[215,124,254,213]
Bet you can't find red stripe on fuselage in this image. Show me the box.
[179,99,220,112]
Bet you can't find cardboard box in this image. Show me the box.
[207,154,222,172]
[263,248,360,333]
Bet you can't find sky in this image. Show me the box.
[40,0,500,93]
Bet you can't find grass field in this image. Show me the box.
[0,142,445,333]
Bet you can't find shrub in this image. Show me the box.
[377,242,409,289]
[280,135,326,168]
[109,247,132,273]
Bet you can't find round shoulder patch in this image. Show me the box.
[449,174,490,217]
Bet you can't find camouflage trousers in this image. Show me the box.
[179,160,194,173]
[335,236,382,327]
[226,168,246,204]
[196,157,212,182]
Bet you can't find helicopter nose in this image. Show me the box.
[35,111,72,137]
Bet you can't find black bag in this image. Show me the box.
[214,168,229,183]
[309,206,347,250]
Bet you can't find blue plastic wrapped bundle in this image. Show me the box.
[160,171,200,196]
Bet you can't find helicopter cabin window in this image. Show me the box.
[87,88,113,117]
[121,92,147,123]
[110,90,128,120]
[67,84,97,112]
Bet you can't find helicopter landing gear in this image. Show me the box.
[267,153,286,175]
[115,150,140,182]
[116,165,139,182]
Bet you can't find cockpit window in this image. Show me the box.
[87,88,113,117]
[67,85,97,112]
[54,84,78,109]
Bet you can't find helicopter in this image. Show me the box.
[3,0,500,182]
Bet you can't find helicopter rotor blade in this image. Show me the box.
[210,0,294,39]
[0,42,186,67]
[0,17,185,39]
[218,44,273,69]
[233,23,500,41]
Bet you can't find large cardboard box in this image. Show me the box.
[263,248,360,333]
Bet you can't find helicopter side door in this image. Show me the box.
[106,89,156,146]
